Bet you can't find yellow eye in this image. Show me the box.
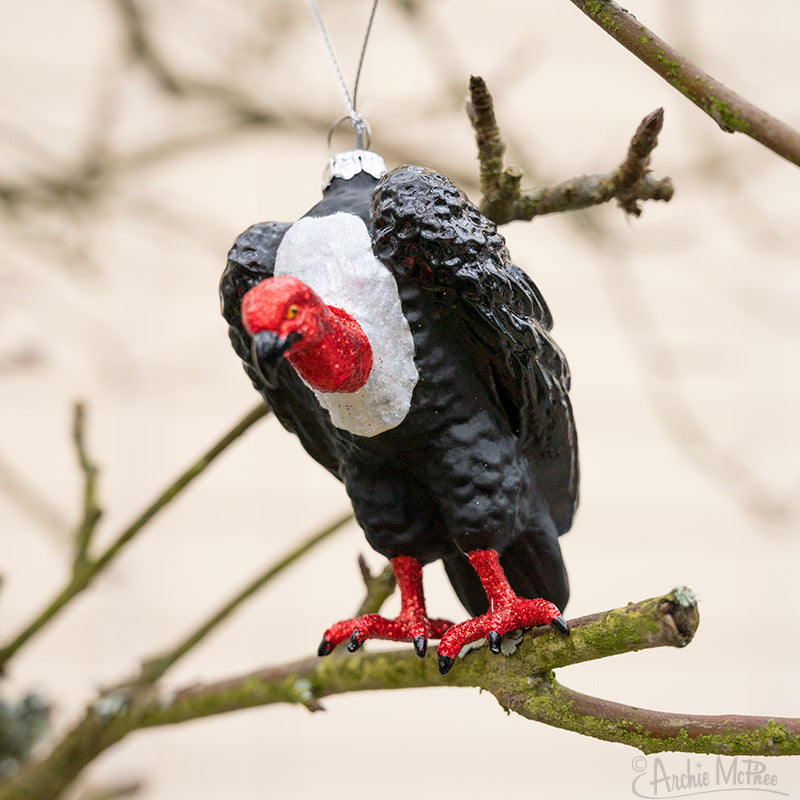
[286,304,299,319]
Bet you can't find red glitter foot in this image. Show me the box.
[317,555,453,659]
[436,549,569,675]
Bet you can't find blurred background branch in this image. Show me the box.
[0,404,270,673]
[1,0,798,797]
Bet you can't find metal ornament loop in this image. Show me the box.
[327,115,372,155]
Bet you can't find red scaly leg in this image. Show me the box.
[436,549,569,675]
[318,555,453,659]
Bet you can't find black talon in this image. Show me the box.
[413,636,427,658]
[318,637,333,657]
[487,630,502,654]
[348,630,363,652]
[438,654,455,675]
[551,615,570,634]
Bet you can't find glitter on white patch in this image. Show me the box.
[274,212,418,437]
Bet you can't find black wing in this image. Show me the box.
[220,221,344,479]
[371,166,578,534]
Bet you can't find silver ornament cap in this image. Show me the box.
[323,150,387,189]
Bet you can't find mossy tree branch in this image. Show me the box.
[0,510,353,798]
[0,403,270,674]
[467,76,673,224]
[568,0,800,167]
[4,588,798,800]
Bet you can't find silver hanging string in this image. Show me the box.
[307,0,379,150]
[351,0,379,114]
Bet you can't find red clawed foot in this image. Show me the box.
[318,611,452,658]
[436,549,570,675]
[317,556,452,659]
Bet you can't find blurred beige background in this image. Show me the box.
[1,0,799,797]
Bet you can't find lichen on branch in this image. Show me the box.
[568,0,800,167]
[3,587,798,800]
[466,76,673,224]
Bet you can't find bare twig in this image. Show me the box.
[615,108,666,216]
[3,589,797,800]
[113,0,182,94]
[467,76,673,224]
[139,512,354,684]
[568,0,800,167]
[466,75,506,203]
[71,402,103,570]
[0,404,270,673]
[354,556,396,617]
[599,257,797,524]
[74,780,143,800]
[0,451,71,540]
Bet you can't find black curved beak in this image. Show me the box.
[250,330,303,390]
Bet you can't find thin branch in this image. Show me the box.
[74,780,143,800]
[0,450,71,540]
[514,681,800,755]
[354,556,396,617]
[0,404,270,674]
[467,76,673,224]
[568,0,800,168]
[71,402,103,570]
[466,75,506,203]
[615,108,667,216]
[139,512,354,683]
[599,256,797,524]
[4,588,797,800]
[93,403,270,572]
[113,0,183,94]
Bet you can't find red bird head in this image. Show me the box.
[242,275,330,347]
[241,275,372,393]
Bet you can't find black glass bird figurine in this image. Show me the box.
[220,150,578,674]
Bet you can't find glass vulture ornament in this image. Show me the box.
[220,150,578,674]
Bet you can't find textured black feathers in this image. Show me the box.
[371,166,578,534]
[220,163,578,591]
